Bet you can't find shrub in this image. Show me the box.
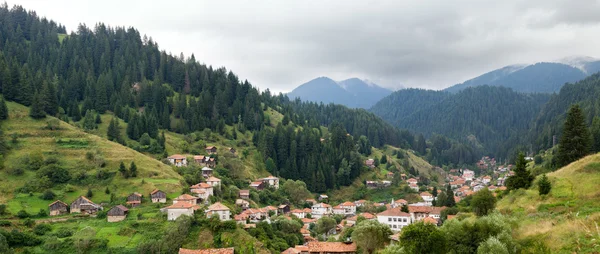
[37,208,47,218]
[54,227,74,238]
[40,189,56,200]
[0,221,11,227]
[22,218,35,227]
[17,210,30,219]
[33,223,52,235]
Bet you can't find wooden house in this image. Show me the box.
[48,200,69,216]
[239,190,250,199]
[70,196,102,214]
[194,156,216,168]
[205,146,217,155]
[201,166,214,178]
[150,189,167,203]
[167,154,187,167]
[126,192,142,207]
[278,204,290,214]
[227,147,236,154]
[250,181,265,191]
[107,205,129,222]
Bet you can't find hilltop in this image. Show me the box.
[497,153,600,252]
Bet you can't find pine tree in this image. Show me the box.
[590,116,600,153]
[107,117,121,142]
[86,188,93,198]
[129,161,137,177]
[41,76,59,116]
[95,113,102,124]
[380,155,387,164]
[0,96,8,120]
[119,161,129,178]
[29,92,46,119]
[538,174,551,195]
[506,152,534,190]
[444,185,455,207]
[557,105,590,167]
[69,101,81,121]
[401,204,409,213]
[83,110,97,130]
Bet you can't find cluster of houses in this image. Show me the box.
[167,146,236,167]
[447,168,508,199]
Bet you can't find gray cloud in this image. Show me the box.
[9,0,600,92]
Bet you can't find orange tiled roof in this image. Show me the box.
[207,202,230,211]
[166,202,195,209]
[306,242,357,253]
[377,207,410,217]
[423,217,438,224]
[178,248,234,254]
[169,154,186,159]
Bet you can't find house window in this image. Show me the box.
[388,218,392,222]
[393,218,397,222]
[393,225,397,228]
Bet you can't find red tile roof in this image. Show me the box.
[423,217,438,224]
[377,207,410,217]
[169,154,186,159]
[306,242,357,253]
[207,202,230,211]
[150,189,164,195]
[179,248,234,254]
[166,203,195,209]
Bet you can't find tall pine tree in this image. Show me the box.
[590,116,600,153]
[0,96,8,120]
[557,105,590,167]
[29,92,46,119]
[506,152,534,190]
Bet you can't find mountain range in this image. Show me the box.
[287,77,393,108]
[444,56,600,93]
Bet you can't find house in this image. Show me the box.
[332,205,346,216]
[236,199,250,210]
[206,176,221,187]
[428,206,446,220]
[400,173,407,180]
[265,206,278,216]
[261,175,280,189]
[423,216,438,225]
[241,208,268,222]
[191,183,214,199]
[126,192,142,207]
[365,181,378,189]
[339,202,357,215]
[346,213,376,226]
[391,199,408,208]
[318,194,328,201]
[409,183,419,192]
[150,189,167,203]
[278,204,291,214]
[205,146,218,154]
[165,202,195,221]
[420,192,434,204]
[306,199,317,205]
[194,156,216,168]
[365,159,375,168]
[201,166,214,178]
[406,178,418,185]
[206,202,231,221]
[48,200,69,216]
[354,200,366,207]
[377,208,411,231]
[311,203,332,219]
[227,147,236,154]
[234,213,249,224]
[386,172,394,179]
[239,190,250,199]
[380,180,391,188]
[107,205,129,222]
[306,241,357,254]
[408,205,446,221]
[178,247,235,254]
[174,194,199,205]
[168,154,187,167]
[482,175,492,184]
[70,196,102,214]
[250,181,265,190]
[462,169,475,181]
[291,209,307,219]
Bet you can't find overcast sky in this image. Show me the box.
[8,0,600,92]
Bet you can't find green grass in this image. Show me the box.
[57,33,67,44]
[0,102,183,206]
[497,152,600,253]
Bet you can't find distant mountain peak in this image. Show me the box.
[556,55,598,73]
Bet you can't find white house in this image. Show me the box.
[291,209,307,219]
[164,202,195,221]
[332,205,346,216]
[206,176,221,187]
[409,183,419,192]
[339,201,357,216]
[191,183,213,198]
[377,208,412,231]
[167,154,187,167]
[391,199,408,208]
[462,169,475,181]
[206,202,231,221]
[482,176,492,184]
[261,175,279,189]
[420,192,434,204]
[311,203,332,219]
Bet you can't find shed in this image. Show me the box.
[150,189,167,203]
[107,205,129,222]
[48,200,69,216]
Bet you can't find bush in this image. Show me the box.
[0,204,6,215]
[37,208,47,218]
[54,227,74,238]
[40,189,56,200]
[17,210,30,219]
[33,223,52,235]
[0,221,11,227]
[22,218,35,227]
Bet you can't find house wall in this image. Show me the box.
[152,198,167,203]
[167,208,194,221]
[377,215,411,231]
[108,215,126,222]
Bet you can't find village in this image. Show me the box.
[44,149,513,254]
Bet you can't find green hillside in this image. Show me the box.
[0,102,183,214]
[497,153,600,252]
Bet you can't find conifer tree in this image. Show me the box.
[590,116,600,153]
[95,113,102,124]
[557,104,590,167]
[538,174,551,195]
[0,96,8,120]
[107,117,121,142]
[69,101,81,121]
[129,161,137,177]
[444,185,456,207]
[119,161,129,178]
[29,92,46,119]
[41,76,59,116]
[506,152,534,190]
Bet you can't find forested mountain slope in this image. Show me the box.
[445,62,588,93]
[531,73,600,151]
[371,86,551,159]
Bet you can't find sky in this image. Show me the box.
[8,0,600,93]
